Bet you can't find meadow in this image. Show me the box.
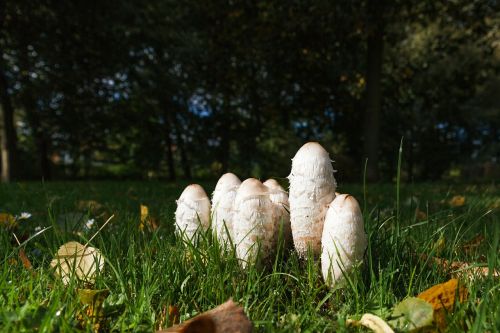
[1,180,499,332]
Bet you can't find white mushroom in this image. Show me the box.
[288,142,337,257]
[175,184,211,241]
[211,173,241,247]
[321,194,367,288]
[233,178,276,268]
[263,179,292,249]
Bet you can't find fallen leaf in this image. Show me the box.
[417,279,467,310]
[139,204,159,231]
[77,200,104,214]
[461,234,485,254]
[157,299,252,333]
[77,288,110,332]
[388,297,433,331]
[417,279,468,330]
[430,256,499,280]
[19,249,33,270]
[0,213,17,228]
[50,241,104,285]
[139,204,149,231]
[347,313,394,333]
[431,234,446,256]
[169,305,180,326]
[449,195,465,207]
[415,208,427,221]
[158,305,181,331]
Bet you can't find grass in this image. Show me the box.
[0,180,499,332]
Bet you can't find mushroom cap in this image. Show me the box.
[214,173,241,192]
[328,194,361,216]
[237,178,268,198]
[263,179,284,191]
[292,142,330,161]
[179,184,209,201]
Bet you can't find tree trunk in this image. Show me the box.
[362,0,385,182]
[163,109,176,181]
[39,136,51,180]
[0,68,18,182]
[173,115,192,179]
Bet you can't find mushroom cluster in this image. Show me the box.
[174,142,367,288]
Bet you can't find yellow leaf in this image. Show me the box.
[449,195,465,207]
[140,204,149,231]
[417,279,468,330]
[77,288,110,331]
[347,313,394,333]
[0,213,16,228]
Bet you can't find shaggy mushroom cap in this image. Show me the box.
[214,173,241,192]
[175,184,211,240]
[236,178,269,199]
[211,173,241,247]
[321,193,367,288]
[233,178,275,268]
[288,142,337,257]
[263,179,284,191]
[180,184,210,202]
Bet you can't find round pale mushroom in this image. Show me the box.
[263,179,292,249]
[233,178,276,268]
[211,173,241,247]
[321,194,367,288]
[288,142,336,257]
[175,184,211,241]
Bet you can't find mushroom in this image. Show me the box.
[263,179,292,249]
[233,178,276,268]
[288,142,337,257]
[321,194,367,288]
[175,184,211,241]
[211,173,241,247]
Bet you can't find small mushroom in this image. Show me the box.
[321,194,367,288]
[263,179,292,249]
[211,173,241,247]
[288,142,337,257]
[175,184,211,241]
[233,178,276,268]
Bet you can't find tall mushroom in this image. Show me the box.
[175,184,211,241]
[288,142,336,257]
[233,178,276,268]
[321,194,367,288]
[211,173,241,247]
[263,179,292,249]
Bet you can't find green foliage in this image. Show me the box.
[0,0,498,180]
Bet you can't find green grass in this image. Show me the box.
[1,181,499,332]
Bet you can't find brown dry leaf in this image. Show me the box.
[347,313,394,333]
[50,241,105,285]
[461,234,485,254]
[158,305,181,331]
[77,200,104,213]
[157,299,252,333]
[449,195,465,207]
[169,305,180,326]
[417,279,468,330]
[0,213,17,228]
[415,208,427,221]
[430,256,499,280]
[19,249,33,270]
